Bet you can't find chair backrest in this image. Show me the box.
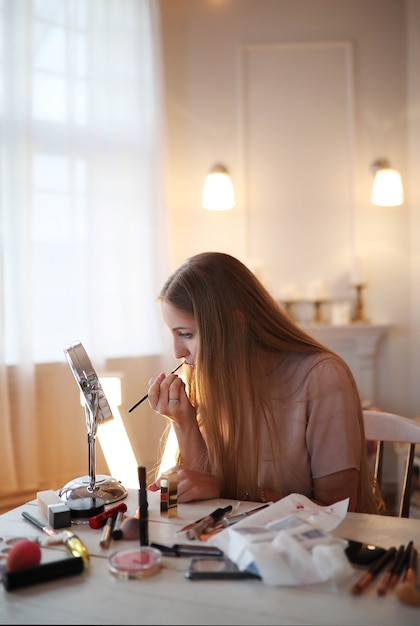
[363,410,420,518]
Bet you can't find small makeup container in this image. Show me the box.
[108,547,162,580]
[68,497,105,524]
[48,503,71,529]
[160,470,178,518]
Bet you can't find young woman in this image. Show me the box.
[147,252,382,514]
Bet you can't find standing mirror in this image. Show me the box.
[59,341,127,504]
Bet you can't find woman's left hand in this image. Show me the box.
[148,465,221,502]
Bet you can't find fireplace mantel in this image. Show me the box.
[300,323,391,406]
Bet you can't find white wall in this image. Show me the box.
[159,0,420,418]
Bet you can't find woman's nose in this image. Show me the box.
[173,339,188,360]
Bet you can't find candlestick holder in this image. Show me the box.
[311,300,328,324]
[351,283,369,323]
[282,300,296,319]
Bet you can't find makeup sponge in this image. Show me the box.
[6,539,42,571]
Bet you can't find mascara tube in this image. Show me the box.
[111,511,125,540]
[3,557,84,591]
[61,530,90,565]
[138,466,149,546]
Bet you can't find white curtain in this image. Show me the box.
[0,0,167,502]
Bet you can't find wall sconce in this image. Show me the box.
[370,159,404,207]
[202,163,235,211]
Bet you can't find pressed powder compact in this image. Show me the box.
[108,547,162,580]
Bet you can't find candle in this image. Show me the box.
[279,283,300,302]
[351,257,364,285]
[306,280,328,302]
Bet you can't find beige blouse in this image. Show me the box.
[257,351,362,500]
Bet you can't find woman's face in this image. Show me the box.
[160,300,199,368]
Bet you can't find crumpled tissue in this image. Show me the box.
[207,493,354,586]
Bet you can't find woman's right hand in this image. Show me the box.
[147,371,196,425]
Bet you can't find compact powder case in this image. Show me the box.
[108,547,162,580]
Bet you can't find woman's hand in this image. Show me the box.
[148,465,221,502]
[147,372,196,425]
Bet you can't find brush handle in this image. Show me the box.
[128,362,184,412]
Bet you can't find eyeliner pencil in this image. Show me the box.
[138,466,149,546]
[22,510,57,536]
[128,362,184,412]
[351,546,397,595]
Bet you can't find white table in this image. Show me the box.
[0,489,419,625]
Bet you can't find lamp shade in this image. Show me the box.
[202,164,235,211]
[371,161,403,207]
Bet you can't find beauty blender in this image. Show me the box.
[120,516,140,541]
[6,539,42,571]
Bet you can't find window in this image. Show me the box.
[0,0,167,364]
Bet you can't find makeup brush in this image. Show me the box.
[396,547,420,606]
[128,362,184,412]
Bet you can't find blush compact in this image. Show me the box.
[108,547,162,580]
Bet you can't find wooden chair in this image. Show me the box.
[363,410,420,517]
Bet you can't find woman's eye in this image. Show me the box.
[178,332,192,339]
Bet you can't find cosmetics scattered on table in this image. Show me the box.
[351,539,417,601]
[10,495,420,601]
[21,511,90,565]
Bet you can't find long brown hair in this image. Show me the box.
[160,252,381,513]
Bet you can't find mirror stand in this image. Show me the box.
[59,341,127,505]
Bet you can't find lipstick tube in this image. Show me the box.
[99,517,114,549]
[89,501,127,529]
